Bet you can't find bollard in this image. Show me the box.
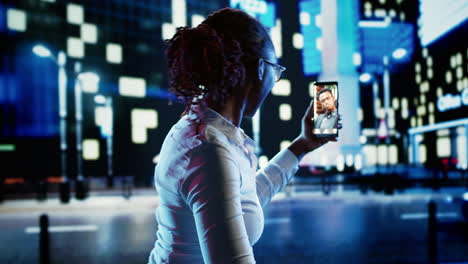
[428,200,437,264]
[75,178,88,200]
[59,181,70,204]
[39,214,50,264]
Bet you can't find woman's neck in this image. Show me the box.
[213,97,245,127]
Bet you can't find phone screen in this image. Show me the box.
[313,81,339,137]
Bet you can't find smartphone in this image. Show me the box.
[312,81,339,138]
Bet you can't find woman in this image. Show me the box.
[148,8,335,264]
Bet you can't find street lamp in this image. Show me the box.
[75,69,100,199]
[32,44,70,203]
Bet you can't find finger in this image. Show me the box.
[303,99,315,120]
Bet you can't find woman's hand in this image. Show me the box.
[287,100,339,160]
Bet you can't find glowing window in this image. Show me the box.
[272,79,291,96]
[81,23,97,44]
[357,108,363,122]
[279,104,292,121]
[392,98,399,109]
[445,71,452,83]
[429,114,435,124]
[436,137,451,157]
[191,14,204,27]
[457,52,463,65]
[293,33,304,49]
[131,109,158,144]
[259,155,269,169]
[280,140,291,151]
[172,0,186,27]
[389,145,398,164]
[7,8,26,32]
[428,102,435,113]
[377,145,388,165]
[119,77,146,97]
[374,9,386,17]
[106,43,122,64]
[95,106,111,127]
[457,67,463,79]
[83,139,99,160]
[457,127,467,169]
[419,144,427,163]
[363,145,376,166]
[67,37,84,58]
[67,3,83,25]
[427,68,433,79]
[353,53,361,66]
[336,154,345,172]
[451,56,457,68]
[162,23,176,40]
[270,19,282,58]
[299,11,310,25]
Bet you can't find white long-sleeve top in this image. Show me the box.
[148,104,299,264]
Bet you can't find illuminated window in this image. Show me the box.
[422,48,428,58]
[119,77,146,97]
[259,155,269,169]
[95,106,111,127]
[7,8,26,32]
[354,154,363,170]
[81,23,97,44]
[415,63,421,72]
[400,12,405,21]
[379,0,386,4]
[436,87,443,97]
[346,154,353,167]
[450,56,457,68]
[429,114,435,124]
[280,140,291,151]
[436,137,451,157]
[417,105,426,116]
[270,19,282,58]
[353,52,361,66]
[83,139,99,160]
[416,74,421,84]
[417,117,423,126]
[389,145,398,164]
[363,145,376,166]
[357,108,363,122]
[292,33,304,49]
[419,144,427,163]
[410,117,416,127]
[272,79,291,96]
[172,0,186,27]
[457,67,463,79]
[279,104,292,121]
[428,102,434,113]
[427,69,433,79]
[364,10,372,18]
[336,154,345,172]
[67,37,84,58]
[377,145,388,165]
[392,98,399,109]
[191,14,204,27]
[437,129,449,136]
[106,43,122,64]
[316,37,323,51]
[67,3,83,25]
[457,52,462,65]
[445,71,452,83]
[389,9,396,17]
[131,109,158,144]
[162,23,176,40]
[299,11,310,25]
[427,56,433,66]
[457,127,467,169]
[374,9,386,17]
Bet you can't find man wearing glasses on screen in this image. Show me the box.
[314,88,338,130]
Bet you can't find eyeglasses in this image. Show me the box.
[262,58,286,82]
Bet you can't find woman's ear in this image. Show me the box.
[257,58,265,81]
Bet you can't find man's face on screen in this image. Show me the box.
[319,91,335,112]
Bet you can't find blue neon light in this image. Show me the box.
[419,0,468,46]
[299,0,322,75]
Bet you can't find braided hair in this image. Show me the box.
[165,8,274,115]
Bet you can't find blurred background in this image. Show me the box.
[0,0,467,263]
